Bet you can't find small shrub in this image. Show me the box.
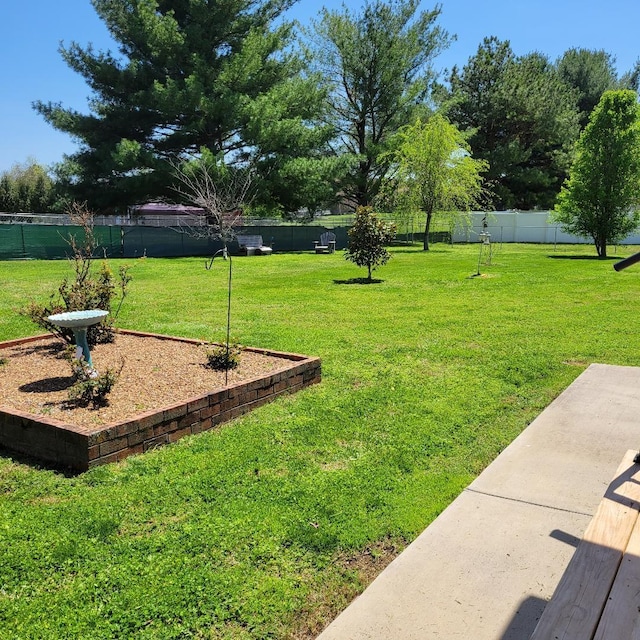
[205,343,241,371]
[21,202,131,346]
[67,354,124,408]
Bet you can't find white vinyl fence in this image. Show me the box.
[454,211,640,245]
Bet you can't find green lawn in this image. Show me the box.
[2,243,640,639]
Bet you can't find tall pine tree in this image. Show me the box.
[35,0,336,214]
[309,0,451,209]
[448,37,580,210]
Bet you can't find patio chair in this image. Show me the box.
[314,231,336,254]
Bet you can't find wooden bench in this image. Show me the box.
[530,449,640,640]
[236,235,272,256]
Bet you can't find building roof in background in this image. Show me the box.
[132,202,204,215]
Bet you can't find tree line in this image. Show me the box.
[2,0,639,235]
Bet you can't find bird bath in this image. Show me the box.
[47,309,109,369]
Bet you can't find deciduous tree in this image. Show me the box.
[172,154,252,250]
[0,161,57,213]
[554,90,640,258]
[389,114,487,250]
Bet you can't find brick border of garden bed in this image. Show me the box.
[0,330,321,472]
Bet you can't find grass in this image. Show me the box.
[1,243,640,638]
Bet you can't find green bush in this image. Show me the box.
[66,352,123,407]
[21,202,131,346]
[344,206,396,281]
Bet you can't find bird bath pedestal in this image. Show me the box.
[47,309,109,370]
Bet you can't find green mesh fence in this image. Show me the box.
[0,224,352,260]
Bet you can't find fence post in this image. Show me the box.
[20,225,26,259]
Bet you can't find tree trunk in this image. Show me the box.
[595,235,607,258]
[423,208,433,251]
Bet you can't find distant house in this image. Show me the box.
[129,202,205,226]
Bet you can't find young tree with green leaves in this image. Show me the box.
[309,0,451,209]
[554,90,640,258]
[34,0,337,215]
[389,114,487,251]
[344,206,396,281]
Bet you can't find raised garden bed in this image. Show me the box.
[0,330,321,472]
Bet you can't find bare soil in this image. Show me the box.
[0,334,286,430]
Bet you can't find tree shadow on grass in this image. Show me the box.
[547,254,618,260]
[391,249,451,255]
[333,277,384,285]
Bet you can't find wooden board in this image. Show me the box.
[530,450,640,640]
[593,506,640,639]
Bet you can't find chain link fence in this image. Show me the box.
[4,210,615,260]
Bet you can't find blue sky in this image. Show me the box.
[1,0,639,174]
